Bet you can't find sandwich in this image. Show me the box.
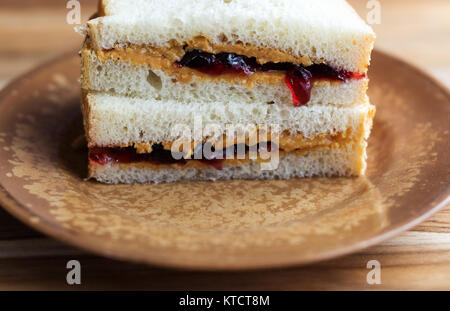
[80,0,376,184]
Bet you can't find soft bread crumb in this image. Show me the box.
[82,92,375,148]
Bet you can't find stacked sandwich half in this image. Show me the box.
[80,0,376,184]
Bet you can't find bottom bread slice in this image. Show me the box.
[89,143,366,184]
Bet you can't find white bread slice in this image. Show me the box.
[81,46,368,107]
[82,92,375,147]
[89,142,367,184]
[88,0,375,73]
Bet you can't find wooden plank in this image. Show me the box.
[0,253,449,290]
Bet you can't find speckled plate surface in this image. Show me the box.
[0,50,449,270]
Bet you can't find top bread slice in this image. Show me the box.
[88,0,375,73]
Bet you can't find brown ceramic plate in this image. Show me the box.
[0,50,449,270]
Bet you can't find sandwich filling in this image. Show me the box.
[89,36,365,106]
[89,130,356,171]
[89,143,338,171]
[176,50,364,106]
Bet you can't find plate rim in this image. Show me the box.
[0,49,449,271]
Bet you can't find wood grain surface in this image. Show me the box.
[0,0,449,290]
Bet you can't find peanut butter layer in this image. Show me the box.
[132,129,352,156]
[93,146,331,171]
[87,35,338,87]
[185,36,315,66]
[95,35,316,66]
[89,129,356,171]
[91,44,286,87]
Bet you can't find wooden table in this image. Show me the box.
[0,0,449,290]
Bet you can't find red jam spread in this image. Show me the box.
[176,50,365,106]
[90,145,184,165]
[90,145,224,170]
[90,143,275,170]
[90,144,224,170]
[285,67,312,107]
